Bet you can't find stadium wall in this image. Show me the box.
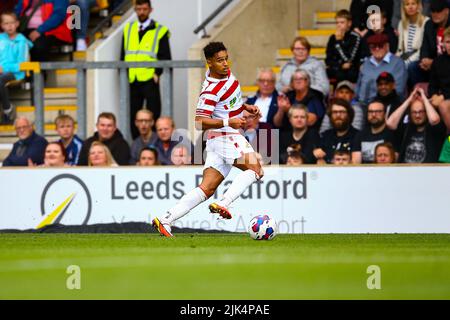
[1,166,449,233]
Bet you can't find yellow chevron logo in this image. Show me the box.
[36,193,76,229]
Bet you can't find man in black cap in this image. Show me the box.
[418,0,450,83]
[374,72,403,117]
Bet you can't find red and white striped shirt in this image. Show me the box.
[196,69,245,134]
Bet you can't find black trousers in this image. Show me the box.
[129,79,161,139]
[0,73,16,114]
[25,30,66,62]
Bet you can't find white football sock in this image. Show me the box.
[161,187,207,225]
[217,170,259,208]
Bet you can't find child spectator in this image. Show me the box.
[0,11,32,124]
[429,26,450,131]
[326,9,362,83]
[332,149,352,165]
[285,144,305,166]
[55,114,83,166]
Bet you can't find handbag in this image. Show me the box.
[439,136,450,163]
[19,0,44,33]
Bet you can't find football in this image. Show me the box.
[248,215,278,240]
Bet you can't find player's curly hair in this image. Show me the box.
[203,42,227,59]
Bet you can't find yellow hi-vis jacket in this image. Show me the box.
[123,21,169,83]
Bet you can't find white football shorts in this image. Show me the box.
[204,134,255,178]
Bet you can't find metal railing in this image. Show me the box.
[88,0,133,42]
[22,60,205,142]
[193,0,234,38]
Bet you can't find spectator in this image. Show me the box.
[88,141,118,167]
[314,98,359,164]
[429,26,450,131]
[69,0,96,51]
[274,69,325,131]
[396,0,429,88]
[276,36,329,98]
[352,100,398,163]
[242,110,273,164]
[325,9,362,83]
[154,116,178,165]
[55,114,83,166]
[245,68,279,128]
[121,0,172,139]
[387,87,446,162]
[171,144,192,166]
[137,146,159,166]
[332,149,352,165]
[15,0,73,62]
[418,0,450,83]
[373,72,404,117]
[2,116,47,166]
[285,144,305,166]
[361,10,399,58]
[38,141,67,167]
[355,33,407,107]
[279,104,320,164]
[374,141,397,163]
[0,11,32,124]
[77,112,130,166]
[130,109,157,164]
[351,0,394,37]
[320,81,365,133]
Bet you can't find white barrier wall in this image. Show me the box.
[1,166,449,233]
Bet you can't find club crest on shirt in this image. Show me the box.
[229,97,237,109]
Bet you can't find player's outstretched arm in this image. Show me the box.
[195,116,245,130]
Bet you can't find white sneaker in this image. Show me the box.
[76,39,87,51]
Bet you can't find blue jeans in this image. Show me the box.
[76,0,97,40]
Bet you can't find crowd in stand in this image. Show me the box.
[1,0,450,167]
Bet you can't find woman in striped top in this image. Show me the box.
[397,0,429,65]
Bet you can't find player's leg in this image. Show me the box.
[153,167,224,236]
[211,152,263,210]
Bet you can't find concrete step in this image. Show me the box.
[0,105,77,135]
[10,87,77,102]
[315,12,336,30]
[298,29,334,48]
[49,69,78,88]
[73,51,87,61]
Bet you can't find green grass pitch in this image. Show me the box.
[1,233,450,299]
